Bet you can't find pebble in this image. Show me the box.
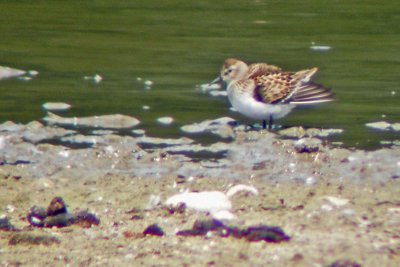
[156,116,174,125]
[42,102,71,111]
[143,224,165,236]
[310,45,332,51]
[365,121,392,131]
[294,138,322,153]
[322,196,350,207]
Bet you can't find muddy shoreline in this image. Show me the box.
[1,119,399,266]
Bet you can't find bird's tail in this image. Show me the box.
[289,68,334,104]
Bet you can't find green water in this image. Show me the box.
[1,0,399,148]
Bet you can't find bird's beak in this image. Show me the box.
[209,76,222,85]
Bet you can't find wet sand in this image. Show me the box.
[0,120,399,266]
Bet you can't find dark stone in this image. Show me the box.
[241,225,290,243]
[143,224,165,236]
[176,219,226,236]
[175,219,290,243]
[74,210,100,228]
[0,217,16,231]
[328,260,362,267]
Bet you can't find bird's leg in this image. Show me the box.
[268,115,273,130]
[262,120,267,129]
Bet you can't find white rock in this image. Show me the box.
[28,70,39,76]
[322,196,350,207]
[310,45,332,51]
[391,123,400,131]
[365,121,392,131]
[132,129,146,136]
[166,191,232,213]
[137,136,193,146]
[43,112,140,129]
[0,66,26,80]
[93,74,102,83]
[157,116,174,125]
[42,102,71,111]
[144,80,153,86]
[18,76,32,81]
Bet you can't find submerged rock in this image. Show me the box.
[156,117,174,125]
[42,102,71,111]
[43,112,140,129]
[365,121,392,131]
[0,66,26,80]
[366,121,400,131]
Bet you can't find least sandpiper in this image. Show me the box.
[211,58,333,129]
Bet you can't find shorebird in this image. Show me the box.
[211,58,333,129]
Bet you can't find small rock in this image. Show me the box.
[327,259,362,267]
[143,224,165,236]
[74,210,100,228]
[365,121,392,131]
[310,45,332,51]
[322,196,350,207]
[278,126,306,138]
[0,216,16,231]
[42,102,71,111]
[176,219,226,237]
[294,138,322,153]
[242,225,290,243]
[157,117,174,125]
[391,123,400,131]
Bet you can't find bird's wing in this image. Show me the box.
[253,68,333,104]
[247,63,282,79]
